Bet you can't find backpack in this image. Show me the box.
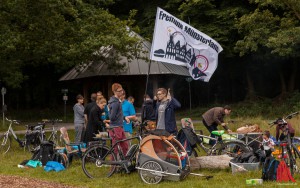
[230,151,258,163]
[262,156,280,181]
[31,141,55,165]
[276,160,296,182]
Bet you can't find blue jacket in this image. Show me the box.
[155,98,181,134]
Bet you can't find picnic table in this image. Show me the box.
[229,132,263,148]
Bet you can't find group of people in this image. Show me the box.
[72,83,183,155]
[73,83,137,150]
[74,83,295,156]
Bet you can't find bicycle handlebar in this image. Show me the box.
[5,117,20,124]
[42,119,63,124]
[285,112,299,120]
[269,111,299,127]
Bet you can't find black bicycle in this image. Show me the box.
[81,123,145,178]
[42,119,63,147]
[0,118,45,153]
[269,112,300,175]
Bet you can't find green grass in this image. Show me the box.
[1,150,299,188]
[1,129,300,187]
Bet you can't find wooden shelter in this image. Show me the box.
[59,31,190,106]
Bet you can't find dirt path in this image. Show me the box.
[0,174,76,188]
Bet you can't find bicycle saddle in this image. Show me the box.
[211,130,225,136]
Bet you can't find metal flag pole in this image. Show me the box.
[144,60,152,97]
[141,60,152,122]
[185,77,193,112]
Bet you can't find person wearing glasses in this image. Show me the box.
[107,83,129,155]
[155,88,181,135]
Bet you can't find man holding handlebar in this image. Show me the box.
[202,105,232,145]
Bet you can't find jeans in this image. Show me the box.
[109,127,128,158]
[74,123,85,143]
[202,120,220,146]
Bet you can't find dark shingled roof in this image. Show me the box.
[59,30,189,81]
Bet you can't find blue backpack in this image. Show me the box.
[262,156,280,181]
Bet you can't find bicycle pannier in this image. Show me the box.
[31,141,55,165]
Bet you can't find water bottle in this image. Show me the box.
[246,179,263,185]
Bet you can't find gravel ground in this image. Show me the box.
[0,174,76,188]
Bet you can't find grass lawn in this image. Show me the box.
[1,147,299,188]
[1,118,300,187]
[0,116,300,188]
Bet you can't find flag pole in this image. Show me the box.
[144,60,152,97]
[141,60,152,123]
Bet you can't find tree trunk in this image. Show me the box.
[189,155,233,171]
[288,59,297,93]
[278,70,287,97]
[245,71,255,100]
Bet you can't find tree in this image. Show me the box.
[0,0,140,88]
[235,0,300,97]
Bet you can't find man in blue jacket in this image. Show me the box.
[155,88,181,135]
[121,91,137,146]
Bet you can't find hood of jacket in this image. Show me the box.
[108,96,120,105]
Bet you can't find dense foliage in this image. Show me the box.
[0,0,139,88]
[0,0,300,111]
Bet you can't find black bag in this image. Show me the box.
[262,156,279,181]
[26,131,39,145]
[182,127,201,147]
[230,151,258,163]
[31,141,55,165]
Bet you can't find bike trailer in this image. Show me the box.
[136,131,190,184]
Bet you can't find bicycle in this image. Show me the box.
[81,124,144,178]
[196,129,250,157]
[0,117,44,154]
[42,119,63,147]
[269,111,300,175]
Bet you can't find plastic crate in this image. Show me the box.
[231,162,260,174]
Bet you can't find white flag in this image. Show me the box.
[150,7,223,82]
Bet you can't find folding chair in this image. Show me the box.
[59,127,87,164]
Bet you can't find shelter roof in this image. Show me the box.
[59,30,189,81]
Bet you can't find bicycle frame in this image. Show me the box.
[197,132,249,156]
[42,119,63,146]
[5,119,23,144]
[1,118,47,154]
[97,128,142,174]
[270,112,300,174]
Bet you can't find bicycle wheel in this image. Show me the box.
[139,160,163,184]
[53,152,69,168]
[291,144,300,173]
[82,146,117,178]
[218,141,249,157]
[285,146,295,175]
[0,135,11,154]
